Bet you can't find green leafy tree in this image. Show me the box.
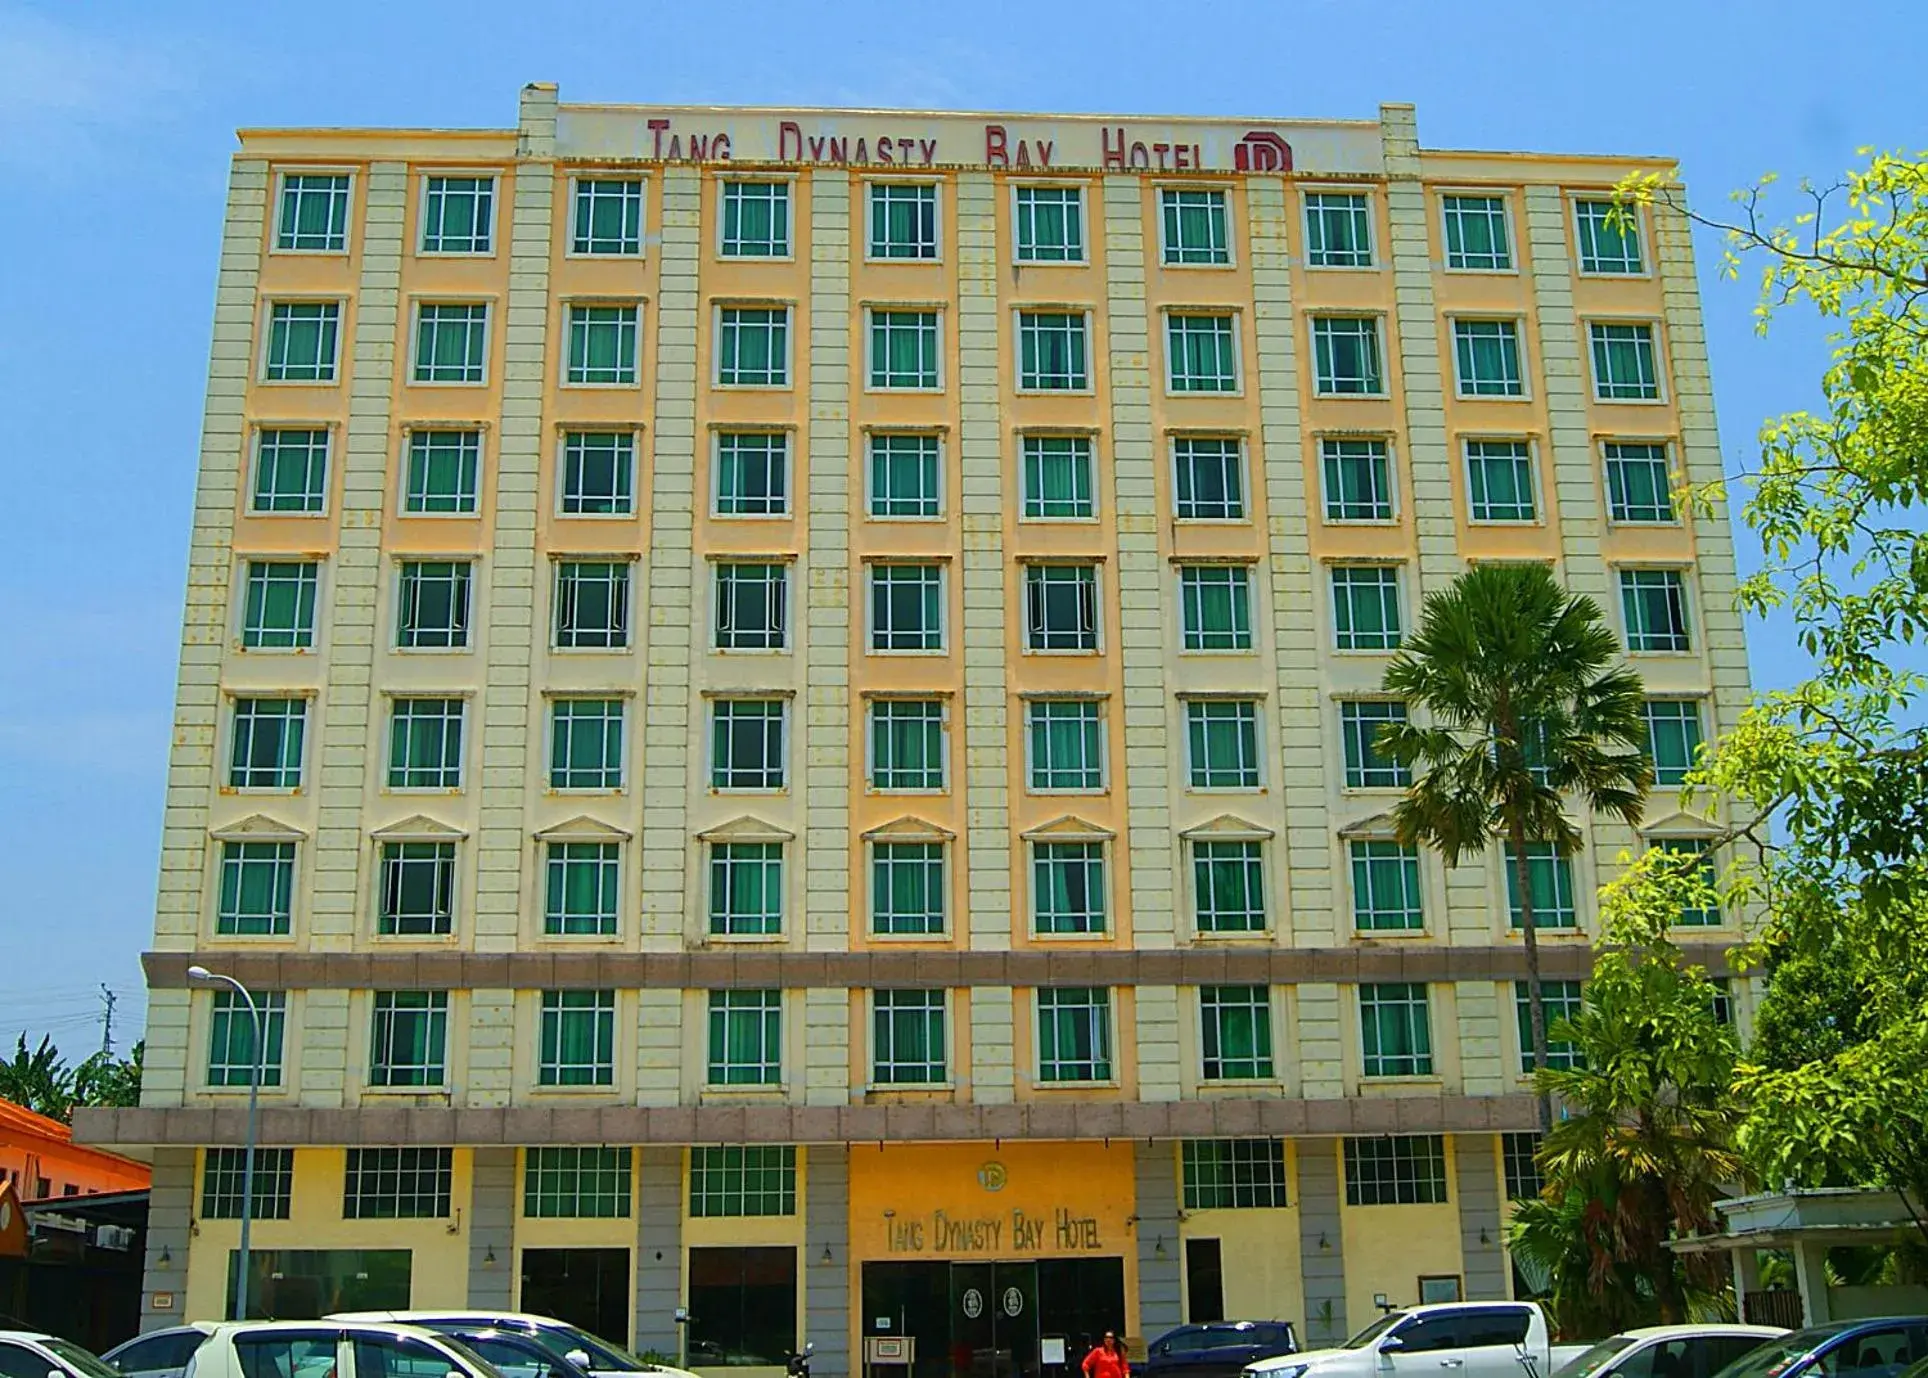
[1510,848,1745,1334]
[1378,562,1653,1129]
[73,1041,143,1110]
[0,1034,75,1121]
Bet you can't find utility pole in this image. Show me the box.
[99,985,117,1059]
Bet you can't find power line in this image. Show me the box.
[100,985,117,1059]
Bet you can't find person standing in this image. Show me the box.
[1083,1333,1130,1378]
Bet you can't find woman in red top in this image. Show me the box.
[1083,1333,1130,1378]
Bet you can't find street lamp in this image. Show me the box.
[187,965,262,1322]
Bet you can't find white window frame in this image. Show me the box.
[1010,183,1089,265]
[272,168,354,256]
[416,172,498,257]
[567,175,648,259]
[1171,435,1248,523]
[1163,309,1244,396]
[547,695,627,792]
[864,306,945,392]
[551,557,634,652]
[250,425,334,517]
[1570,194,1650,278]
[707,841,785,938]
[1021,562,1103,654]
[1189,835,1269,935]
[556,429,640,519]
[1182,697,1264,791]
[1438,190,1517,274]
[1616,565,1696,655]
[1300,187,1377,270]
[1156,186,1235,268]
[1198,984,1277,1083]
[866,697,949,794]
[1034,986,1115,1084]
[864,431,945,521]
[864,181,942,263]
[1308,314,1388,397]
[1022,697,1108,795]
[1601,438,1679,526]
[236,557,323,652]
[717,177,796,260]
[714,304,794,389]
[400,427,484,518]
[1316,434,1399,524]
[1448,317,1529,400]
[227,693,311,792]
[1177,564,1256,653]
[408,300,492,387]
[560,300,643,389]
[1018,432,1099,523]
[1029,840,1111,938]
[711,430,792,518]
[385,695,467,792]
[1328,562,1405,654]
[865,562,948,655]
[1462,437,1541,525]
[707,697,790,793]
[1586,318,1668,404]
[712,559,792,653]
[869,988,952,1087]
[259,299,345,385]
[868,838,950,939]
[394,558,476,652]
[1014,308,1094,394]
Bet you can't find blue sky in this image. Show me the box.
[1,0,1922,1050]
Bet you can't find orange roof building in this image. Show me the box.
[0,1098,149,1202]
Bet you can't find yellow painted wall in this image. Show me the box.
[1175,1139,1303,1326]
[1338,1140,1464,1325]
[183,1147,473,1320]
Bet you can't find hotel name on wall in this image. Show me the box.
[555,109,1385,176]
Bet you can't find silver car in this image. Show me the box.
[102,1326,219,1378]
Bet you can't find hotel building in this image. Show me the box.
[79,85,1752,1368]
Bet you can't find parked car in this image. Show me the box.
[328,1314,698,1378]
[178,1321,506,1378]
[103,1325,219,1378]
[1244,1301,1586,1378]
[414,1330,579,1378]
[1148,1322,1300,1378]
[1708,1319,1928,1378]
[1554,1326,1787,1378]
[0,1332,123,1378]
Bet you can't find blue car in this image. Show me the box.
[1147,1322,1301,1378]
[1713,1319,1928,1378]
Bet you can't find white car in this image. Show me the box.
[1551,1326,1788,1378]
[103,1324,220,1378]
[1245,1302,1585,1378]
[326,1314,699,1378]
[0,1332,124,1378]
[177,1321,502,1378]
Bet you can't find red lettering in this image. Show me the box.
[986,123,1009,167]
[1035,139,1053,168]
[858,137,874,164]
[808,135,825,160]
[1016,140,1032,168]
[1172,144,1191,170]
[779,120,803,161]
[1130,141,1150,169]
[919,138,937,165]
[871,137,889,164]
[897,137,914,164]
[692,134,713,160]
[1102,127,1126,170]
[827,136,848,163]
[1152,141,1170,169]
[1193,144,1202,169]
[713,133,731,161]
[667,133,682,161]
[649,118,670,159]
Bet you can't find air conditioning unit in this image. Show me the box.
[94,1225,135,1251]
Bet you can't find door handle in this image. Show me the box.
[1439,1362,1464,1369]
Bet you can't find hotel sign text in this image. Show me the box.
[886,1207,1105,1254]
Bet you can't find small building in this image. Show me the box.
[0,1098,151,1201]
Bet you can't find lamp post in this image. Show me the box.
[187,965,262,1322]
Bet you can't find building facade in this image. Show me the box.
[79,86,1753,1368]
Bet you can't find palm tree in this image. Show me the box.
[1378,563,1652,1129]
[0,1034,76,1120]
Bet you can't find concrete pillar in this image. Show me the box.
[635,1147,684,1361]
[806,1146,851,1376]
[467,1147,516,1308]
[1793,1240,1831,1324]
[1732,1246,1762,1322]
[139,1148,194,1330]
[1454,1136,1506,1300]
[1297,1140,1348,1345]
[1135,1142,1182,1339]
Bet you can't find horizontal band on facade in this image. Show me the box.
[139,942,1741,991]
[75,1091,1539,1149]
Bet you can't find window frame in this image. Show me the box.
[552,557,634,651]
[228,694,310,791]
[715,304,794,389]
[866,561,948,654]
[1190,836,1268,935]
[376,839,458,937]
[1019,432,1099,522]
[557,429,639,519]
[272,169,354,256]
[1183,698,1263,792]
[1463,437,1540,525]
[385,695,467,791]
[1157,186,1234,268]
[1344,1134,1449,1206]
[707,841,785,939]
[1642,697,1706,788]
[1503,842,1581,932]
[238,558,321,651]
[1586,319,1667,403]
[1035,985,1115,1084]
[1300,188,1376,270]
[544,840,623,937]
[1329,563,1404,653]
[1030,839,1110,937]
[869,839,949,938]
[1449,317,1528,399]
[866,697,949,793]
[408,300,491,387]
[1011,183,1089,265]
[1023,697,1107,794]
[717,178,795,260]
[864,180,942,263]
[259,299,344,385]
[865,431,944,521]
[1164,310,1243,395]
[1339,699,1411,790]
[1178,564,1255,653]
[215,839,297,937]
[1015,308,1094,393]
[1022,561,1102,654]
[368,989,451,1088]
[1571,195,1649,278]
[206,989,289,1090]
[708,697,790,793]
[1602,440,1679,526]
[712,560,792,653]
[1359,981,1436,1079]
[250,426,333,516]
[1317,434,1397,524]
[561,301,643,388]
[400,427,484,518]
[394,558,475,651]
[1514,978,1585,1073]
[705,988,784,1088]
[1199,984,1276,1083]
[864,307,944,392]
[712,430,792,518]
[417,173,498,257]
[1309,314,1388,397]
[536,988,618,1088]
[567,176,648,259]
[1348,837,1425,933]
[1171,435,1247,523]
[547,695,627,792]
[870,987,950,1087]
[1439,191,1517,273]
[1618,566,1694,654]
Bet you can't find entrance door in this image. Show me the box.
[520,1248,630,1348]
[951,1262,1041,1378]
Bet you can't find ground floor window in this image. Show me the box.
[225,1247,410,1320]
[687,1245,796,1367]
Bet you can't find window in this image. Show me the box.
[1465,439,1537,522]
[1643,699,1704,787]
[1037,987,1112,1081]
[1341,700,1409,788]
[687,1246,797,1367]
[1502,1131,1544,1199]
[1018,312,1089,390]
[718,307,789,386]
[1027,699,1104,791]
[202,1147,294,1219]
[387,698,463,790]
[1589,322,1661,400]
[1021,435,1096,519]
[1350,840,1423,931]
[565,304,639,386]
[217,841,295,936]
[715,562,789,650]
[1331,565,1402,651]
[716,432,788,515]
[1193,839,1265,933]
[378,840,455,936]
[721,181,790,256]
[1015,185,1084,262]
[1516,979,1584,1072]
[1173,437,1244,520]
[253,428,330,513]
[208,989,286,1087]
[1167,313,1238,392]
[1161,188,1230,265]
[1179,566,1253,651]
[1201,985,1273,1081]
[276,173,350,252]
[397,560,472,649]
[1320,437,1394,521]
[1033,842,1106,935]
[526,1147,631,1218]
[1443,194,1513,270]
[1604,442,1675,523]
[1658,839,1721,926]
[230,697,306,789]
[549,698,624,791]
[711,699,786,790]
[869,564,944,651]
[1181,1139,1287,1209]
[537,990,615,1086]
[264,302,340,382]
[1344,1134,1447,1205]
[1186,700,1261,789]
[413,303,488,384]
[546,842,621,936]
[874,989,947,1085]
[869,310,940,389]
[872,842,945,936]
[871,698,946,791]
[421,176,493,254]
[1575,199,1644,274]
[690,1145,796,1216]
[1504,843,1578,930]
[869,182,938,259]
[1303,192,1372,268]
[707,989,782,1086]
[1709,977,1733,1026]
[572,178,644,256]
[369,990,448,1087]
[1311,317,1384,395]
[1024,564,1098,650]
[709,842,783,936]
[241,560,318,649]
[404,430,481,514]
[555,560,630,649]
[1361,982,1433,1077]
[344,1147,453,1218]
[1620,568,1691,651]
[870,433,941,518]
[561,431,636,516]
[1452,320,1524,397]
